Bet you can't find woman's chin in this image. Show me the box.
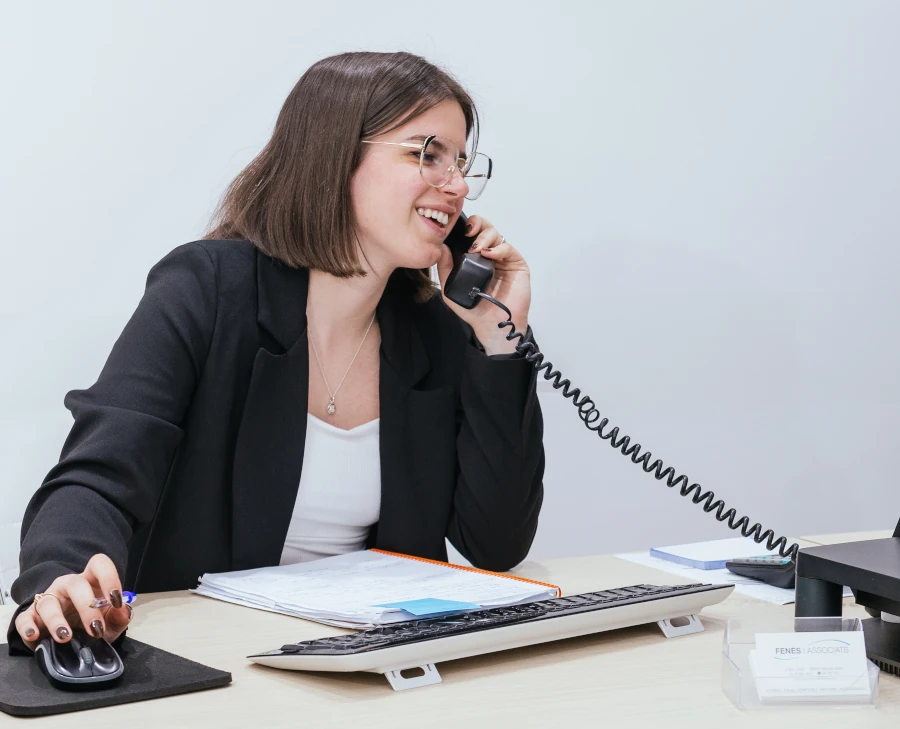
[400,246,442,270]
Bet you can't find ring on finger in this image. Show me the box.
[498,235,506,246]
[33,592,61,607]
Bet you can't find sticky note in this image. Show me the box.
[375,598,481,616]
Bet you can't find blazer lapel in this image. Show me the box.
[231,252,310,570]
[374,274,445,557]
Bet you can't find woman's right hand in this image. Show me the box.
[13,554,134,651]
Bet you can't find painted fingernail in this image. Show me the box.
[24,628,36,638]
[110,589,123,609]
[469,242,478,250]
[91,620,104,638]
[126,604,134,621]
[56,626,70,640]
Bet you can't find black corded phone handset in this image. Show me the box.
[443,213,494,309]
[443,212,800,587]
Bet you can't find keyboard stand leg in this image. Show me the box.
[657,614,704,638]
[383,664,442,691]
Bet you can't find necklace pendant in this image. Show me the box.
[326,397,336,416]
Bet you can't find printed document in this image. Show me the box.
[193,550,559,628]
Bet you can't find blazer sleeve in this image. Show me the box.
[7,242,217,654]
[446,325,545,572]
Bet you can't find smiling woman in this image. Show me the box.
[8,51,544,660]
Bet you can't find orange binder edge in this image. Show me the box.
[370,548,563,598]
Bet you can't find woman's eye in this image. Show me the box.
[410,151,438,165]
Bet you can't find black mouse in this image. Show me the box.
[35,628,125,689]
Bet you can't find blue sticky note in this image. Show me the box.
[375,598,481,617]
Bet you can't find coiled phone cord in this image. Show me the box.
[472,289,801,561]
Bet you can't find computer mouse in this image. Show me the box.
[34,628,125,688]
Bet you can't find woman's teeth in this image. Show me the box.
[417,208,448,227]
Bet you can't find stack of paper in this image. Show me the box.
[192,549,561,628]
[615,537,853,605]
[615,550,797,605]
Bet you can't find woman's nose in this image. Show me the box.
[443,166,470,198]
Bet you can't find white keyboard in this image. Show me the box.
[249,583,734,690]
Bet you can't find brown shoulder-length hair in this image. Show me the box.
[204,51,480,303]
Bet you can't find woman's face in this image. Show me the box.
[350,99,470,274]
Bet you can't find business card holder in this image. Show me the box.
[721,616,879,710]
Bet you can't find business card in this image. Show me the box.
[750,631,871,700]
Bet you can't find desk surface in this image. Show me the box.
[2,531,898,728]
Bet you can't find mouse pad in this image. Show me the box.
[0,637,232,717]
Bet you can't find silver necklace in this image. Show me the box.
[308,313,377,416]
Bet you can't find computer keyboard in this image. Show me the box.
[249,582,734,687]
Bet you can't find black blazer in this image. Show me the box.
[8,239,544,650]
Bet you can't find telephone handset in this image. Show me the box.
[443,211,800,583]
[443,213,495,310]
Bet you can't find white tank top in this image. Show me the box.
[279,413,381,565]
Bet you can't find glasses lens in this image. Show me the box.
[419,136,462,188]
[463,152,492,200]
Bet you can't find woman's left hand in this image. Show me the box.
[437,214,530,355]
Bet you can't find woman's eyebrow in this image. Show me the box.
[402,134,468,154]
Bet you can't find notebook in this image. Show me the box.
[649,536,783,570]
[192,549,561,628]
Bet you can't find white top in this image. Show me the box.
[279,414,381,566]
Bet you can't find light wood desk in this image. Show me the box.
[2,531,898,728]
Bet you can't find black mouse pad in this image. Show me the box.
[0,637,232,717]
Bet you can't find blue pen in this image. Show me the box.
[87,591,137,609]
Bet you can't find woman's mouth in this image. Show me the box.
[416,207,449,234]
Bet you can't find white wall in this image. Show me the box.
[2,1,898,567]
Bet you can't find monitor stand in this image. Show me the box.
[794,521,900,676]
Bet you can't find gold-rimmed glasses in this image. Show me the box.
[361,134,493,200]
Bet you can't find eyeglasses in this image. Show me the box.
[360,134,493,200]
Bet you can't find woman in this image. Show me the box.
[8,51,544,655]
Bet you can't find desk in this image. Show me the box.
[2,532,898,728]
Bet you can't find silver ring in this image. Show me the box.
[498,235,506,246]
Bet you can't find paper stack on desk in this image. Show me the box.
[615,537,853,605]
[192,549,561,628]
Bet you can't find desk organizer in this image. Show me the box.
[721,616,879,710]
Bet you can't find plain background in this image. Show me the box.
[2,1,898,589]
